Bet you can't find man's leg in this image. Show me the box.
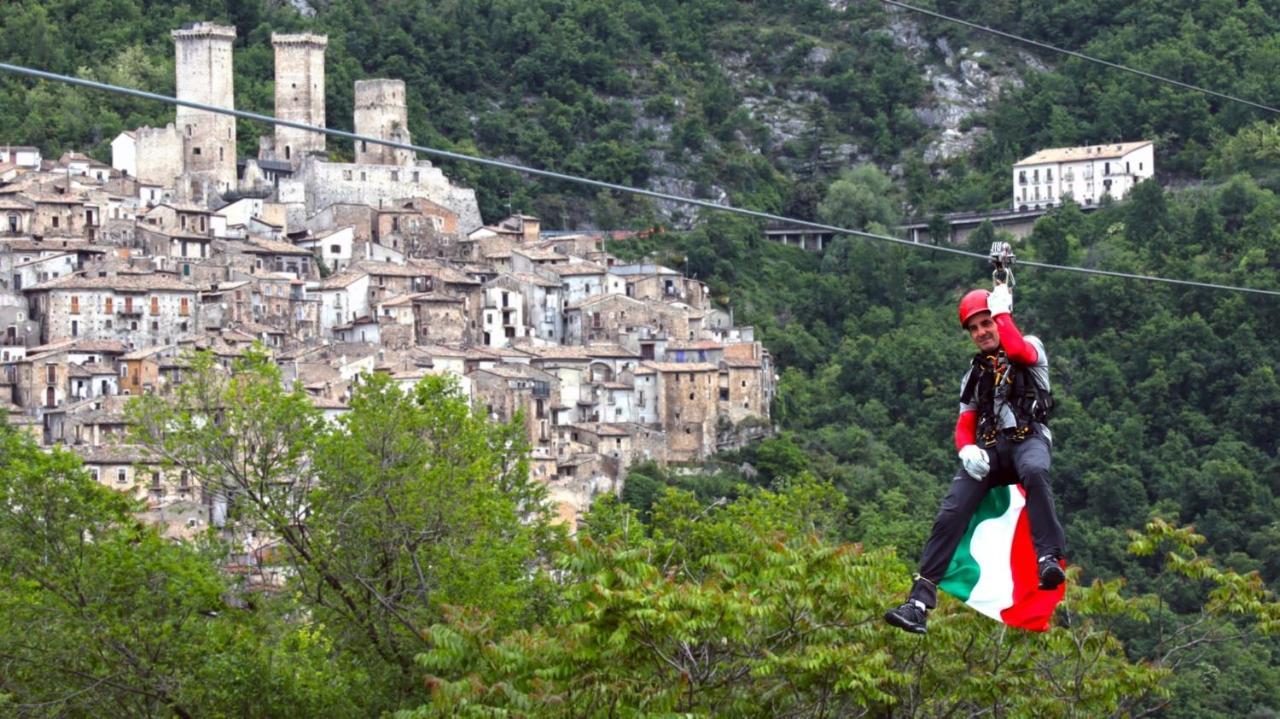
[1013,435,1067,587]
[910,468,991,609]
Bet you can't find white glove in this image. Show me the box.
[958,444,990,480]
[987,284,1012,316]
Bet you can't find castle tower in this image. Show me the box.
[353,79,415,166]
[172,22,237,198]
[272,33,327,167]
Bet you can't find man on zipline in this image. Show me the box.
[885,283,1066,634]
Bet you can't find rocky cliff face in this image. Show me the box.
[887,11,1040,164]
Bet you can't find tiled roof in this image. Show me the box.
[1015,141,1152,166]
[641,361,718,373]
[26,273,197,292]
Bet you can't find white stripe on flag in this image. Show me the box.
[964,487,1025,620]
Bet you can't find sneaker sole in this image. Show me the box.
[1039,566,1066,591]
[884,610,927,635]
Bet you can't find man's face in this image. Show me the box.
[965,311,1000,353]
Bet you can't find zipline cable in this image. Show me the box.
[1,61,1277,297]
[879,0,1280,116]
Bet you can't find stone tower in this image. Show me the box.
[172,22,237,198]
[353,79,415,166]
[272,33,327,167]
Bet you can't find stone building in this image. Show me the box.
[354,79,415,166]
[172,23,238,200]
[644,361,720,462]
[469,362,558,458]
[280,156,483,234]
[24,273,200,348]
[30,194,90,238]
[411,294,466,345]
[113,126,185,187]
[268,33,328,167]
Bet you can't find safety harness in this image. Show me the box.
[960,352,1054,447]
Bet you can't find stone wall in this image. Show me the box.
[134,125,184,188]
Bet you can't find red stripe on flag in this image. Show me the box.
[999,486,1066,632]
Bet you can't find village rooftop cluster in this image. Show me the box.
[0,23,776,539]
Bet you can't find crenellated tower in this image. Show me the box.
[272,33,328,167]
[353,79,415,166]
[172,22,238,198]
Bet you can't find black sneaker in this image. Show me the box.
[1038,556,1066,590]
[884,601,928,634]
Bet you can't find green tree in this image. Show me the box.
[817,164,900,232]
[128,350,558,705]
[0,420,361,717]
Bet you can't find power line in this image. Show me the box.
[0,61,1277,298]
[880,0,1280,116]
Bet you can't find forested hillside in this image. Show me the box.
[2,0,1280,716]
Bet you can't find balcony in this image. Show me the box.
[116,308,143,318]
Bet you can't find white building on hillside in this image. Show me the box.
[1013,141,1154,210]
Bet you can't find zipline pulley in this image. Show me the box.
[989,241,1016,288]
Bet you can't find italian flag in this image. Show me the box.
[939,485,1066,631]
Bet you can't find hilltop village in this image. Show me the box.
[0,23,775,532]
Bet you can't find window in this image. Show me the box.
[360,172,367,182]
[412,171,420,182]
[116,468,127,484]
[330,244,341,254]
[343,170,352,181]
[150,296,159,315]
[46,364,56,383]
[70,296,79,314]
[70,320,78,337]
[104,297,113,313]
[179,297,189,316]
[52,216,59,228]
[193,147,201,156]
[120,364,128,378]
[390,171,399,182]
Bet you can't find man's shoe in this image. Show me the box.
[884,601,928,634]
[1038,556,1066,591]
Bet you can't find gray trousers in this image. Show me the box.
[910,433,1066,608]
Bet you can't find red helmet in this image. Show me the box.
[958,289,990,327]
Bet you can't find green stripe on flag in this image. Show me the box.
[940,485,1011,602]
